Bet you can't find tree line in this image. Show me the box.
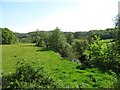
[0,27,117,45]
[14,28,116,43]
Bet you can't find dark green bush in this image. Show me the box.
[2,59,61,89]
[72,39,88,63]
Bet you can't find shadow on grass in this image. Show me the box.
[22,43,36,47]
[36,48,52,52]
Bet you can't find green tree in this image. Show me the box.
[49,27,66,52]
[115,16,120,54]
[60,42,76,59]
[65,32,74,45]
[85,35,120,71]
[86,35,107,68]
[87,32,97,44]
[35,31,51,48]
[30,31,41,43]
[72,39,88,63]
[15,33,31,43]
[2,28,17,44]
[43,32,51,48]
[36,36,45,47]
[49,27,75,59]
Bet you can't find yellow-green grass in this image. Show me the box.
[2,44,64,72]
[2,44,117,88]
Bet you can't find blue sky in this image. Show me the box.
[1,0,120,33]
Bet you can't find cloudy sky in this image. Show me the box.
[1,0,119,33]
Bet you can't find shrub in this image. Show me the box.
[2,59,61,89]
[85,35,120,72]
[60,42,76,60]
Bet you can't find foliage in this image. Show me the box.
[116,31,120,54]
[85,35,120,72]
[36,35,46,47]
[87,32,97,44]
[113,74,120,88]
[115,16,120,54]
[106,44,120,72]
[2,59,62,89]
[29,30,41,43]
[73,28,116,40]
[43,32,51,48]
[88,28,116,40]
[60,42,76,60]
[85,35,107,68]
[1,28,17,44]
[15,33,31,43]
[73,31,88,39]
[49,27,66,52]
[48,27,77,59]
[72,39,88,63]
[14,27,116,44]
[65,32,74,45]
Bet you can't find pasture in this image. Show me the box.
[2,43,117,88]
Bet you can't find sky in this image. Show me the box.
[0,0,120,33]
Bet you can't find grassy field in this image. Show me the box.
[2,44,117,88]
[2,43,68,72]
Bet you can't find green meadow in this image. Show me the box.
[2,43,117,88]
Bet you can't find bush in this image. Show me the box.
[60,42,76,60]
[85,35,120,72]
[2,59,61,89]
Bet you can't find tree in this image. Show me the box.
[15,33,31,43]
[2,28,17,44]
[49,27,66,53]
[30,31,41,43]
[115,16,120,54]
[60,42,76,59]
[43,32,51,48]
[49,27,75,59]
[65,32,74,45]
[36,36,45,47]
[72,39,88,63]
[85,35,120,71]
[36,32,51,48]
[86,35,107,68]
[87,31,98,44]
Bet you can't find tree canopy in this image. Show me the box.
[1,28,17,44]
